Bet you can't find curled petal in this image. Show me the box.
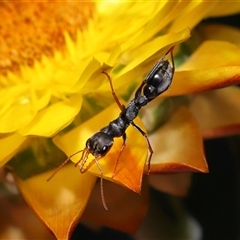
[0,86,37,133]
[190,86,240,138]
[19,95,83,137]
[148,106,208,173]
[71,58,102,93]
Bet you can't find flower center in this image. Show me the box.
[0,1,95,75]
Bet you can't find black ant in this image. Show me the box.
[47,47,175,210]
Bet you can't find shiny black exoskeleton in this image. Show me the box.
[86,48,175,176]
[48,48,175,210]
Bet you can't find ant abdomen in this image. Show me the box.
[143,60,174,101]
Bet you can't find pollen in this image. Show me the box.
[0,1,95,75]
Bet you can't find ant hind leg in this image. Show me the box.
[112,133,127,179]
[131,121,153,175]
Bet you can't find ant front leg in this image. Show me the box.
[112,132,127,179]
[80,156,108,210]
[131,121,153,175]
[93,156,108,211]
[102,71,124,112]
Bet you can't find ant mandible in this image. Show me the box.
[47,47,175,210]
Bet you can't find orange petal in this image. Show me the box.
[53,103,148,194]
[14,165,96,240]
[149,173,192,197]
[82,178,149,233]
[148,106,208,173]
[0,195,54,239]
[190,86,240,138]
[165,40,240,96]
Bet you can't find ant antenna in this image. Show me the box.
[47,149,109,210]
[46,149,84,182]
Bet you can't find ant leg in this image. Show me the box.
[112,133,126,178]
[131,121,153,175]
[79,157,98,173]
[94,157,108,210]
[169,47,175,73]
[164,46,175,74]
[101,71,124,112]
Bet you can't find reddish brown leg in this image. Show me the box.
[93,157,108,210]
[47,149,84,182]
[101,71,124,112]
[112,133,127,178]
[131,121,153,175]
[78,155,108,210]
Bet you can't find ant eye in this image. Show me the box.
[102,145,109,153]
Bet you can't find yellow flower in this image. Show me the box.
[1,1,240,239]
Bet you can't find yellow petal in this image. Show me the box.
[32,89,52,112]
[0,133,27,166]
[19,94,83,137]
[207,2,240,17]
[165,40,240,96]
[197,24,240,46]
[169,1,219,32]
[179,41,240,70]
[0,85,37,133]
[99,28,190,93]
[118,28,190,77]
[190,86,240,138]
[53,103,148,193]
[70,58,102,93]
[148,106,208,173]
[14,165,96,240]
[121,1,189,51]
[81,63,113,93]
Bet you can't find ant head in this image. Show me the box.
[86,132,114,158]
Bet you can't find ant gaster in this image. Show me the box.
[47,47,175,210]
